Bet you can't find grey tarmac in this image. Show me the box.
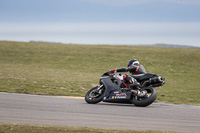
[0,92,200,133]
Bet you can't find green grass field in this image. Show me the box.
[0,124,176,133]
[0,41,200,105]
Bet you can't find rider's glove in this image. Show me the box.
[109,69,116,74]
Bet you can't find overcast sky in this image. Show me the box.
[0,0,200,46]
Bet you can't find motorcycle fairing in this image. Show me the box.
[100,77,132,103]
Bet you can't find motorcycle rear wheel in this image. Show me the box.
[132,87,157,107]
[85,86,105,104]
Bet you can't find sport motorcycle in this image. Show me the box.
[85,72,165,107]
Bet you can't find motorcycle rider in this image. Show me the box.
[109,59,146,90]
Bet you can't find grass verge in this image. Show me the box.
[0,41,200,105]
[0,124,176,133]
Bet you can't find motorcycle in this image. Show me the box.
[85,72,165,107]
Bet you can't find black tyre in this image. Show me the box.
[132,87,157,107]
[85,85,105,104]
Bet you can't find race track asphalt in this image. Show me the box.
[0,92,200,133]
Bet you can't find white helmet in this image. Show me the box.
[127,59,139,67]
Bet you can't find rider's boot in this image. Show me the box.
[123,75,141,89]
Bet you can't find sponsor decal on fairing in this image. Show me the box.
[114,93,127,99]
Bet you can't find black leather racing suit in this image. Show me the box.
[116,64,146,75]
[115,64,146,89]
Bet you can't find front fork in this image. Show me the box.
[96,84,104,94]
[97,84,103,91]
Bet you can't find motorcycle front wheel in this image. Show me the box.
[132,87,157,107]
[85,85,105,104]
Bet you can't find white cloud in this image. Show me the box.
[1,22,200,33]
[1,22,200,46]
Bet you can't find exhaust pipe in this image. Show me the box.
[141,76,165,87]
[150,76,165,84]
